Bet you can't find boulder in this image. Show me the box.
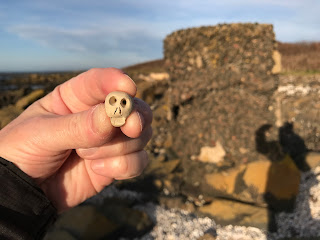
[45,205,119,240]
[203,155,300,211]
[163,24,280,198]
[100,198,153,238]
[198,198,269,230]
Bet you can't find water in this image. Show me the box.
[0,73,45,91]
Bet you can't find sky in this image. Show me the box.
[0,0,319,72]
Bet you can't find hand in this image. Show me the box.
[0,68,152,212]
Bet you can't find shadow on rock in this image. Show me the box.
[256,122,320,238]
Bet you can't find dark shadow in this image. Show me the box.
[256,122,320,238]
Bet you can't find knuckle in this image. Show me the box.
[67,114,86,146]
[117,140,128,154]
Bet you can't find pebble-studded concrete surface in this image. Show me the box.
[108,166,320,240]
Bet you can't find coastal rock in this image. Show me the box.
[138,72,169,82]
[164,24,280,202]
[15,89,45,109]
[198,198,269,230]
[196,142,226,164]
[0,88,25,108]
[45,205,119,240]
[272,50,282,74]
[305,151,320,170]
[204,156,300,211]
[0,89,45,129]
[197,232,217,240]
[100,198,153,237]
[145,159,180,176]
[0,105,23,129]
[275,74,320,151]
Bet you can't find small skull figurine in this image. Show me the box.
[105,91,133,127]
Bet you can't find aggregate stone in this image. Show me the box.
[163,24,281,208]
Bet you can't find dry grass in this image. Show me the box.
[122,59,165,75]
[121,42,320,75]
[278,42,320,74]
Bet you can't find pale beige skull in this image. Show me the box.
[105,91,133,127]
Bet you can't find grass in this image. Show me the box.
[122,59,165,76]
[122,42,320,75]
[278,42,320,73]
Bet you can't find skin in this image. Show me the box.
[0,68,153,213]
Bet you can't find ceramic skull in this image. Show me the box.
[105,91,133,127]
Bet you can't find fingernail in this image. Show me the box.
[91,160,105,175]
[136,112,145,132]
[91,104,112,136]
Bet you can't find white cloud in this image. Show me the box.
[8,22,163,58]
[2,0,320,71]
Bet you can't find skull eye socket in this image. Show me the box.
[109,96,117,106]
[121,98,127,107]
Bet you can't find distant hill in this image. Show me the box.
[278,42,320,73]
[122,42,320,75]
[122,59,165,75]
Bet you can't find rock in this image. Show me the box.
[159,196,196,213]
[145,159,180,176]
[45,205,119,240]
[275,74,320,151]
[136,79,168,105]
[15,89,45,109]
[305,151,320,170]
[0,88,25,108]
[0,105,23,129]
[0,89,46,129]
[272,50,282,74]
[100,198,153,238]
[196,142,226,164]
[197,232,217,240]
[205,164,247,195]
[198,198,269,230]
[279,238,320,240]
[44,230,77,240]
[138,72,169,82]
[164,24,280,199]
[246,156,300,211]
[204,155,300,211]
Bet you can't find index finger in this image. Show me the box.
[40,68,137,115]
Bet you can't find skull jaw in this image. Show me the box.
[110,117,126,127]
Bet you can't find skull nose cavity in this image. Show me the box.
[114,107,122,115]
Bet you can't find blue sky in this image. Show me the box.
[0,0,319,72]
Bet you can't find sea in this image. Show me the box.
[0,72,48,91]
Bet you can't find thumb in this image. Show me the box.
[40,103,116,151]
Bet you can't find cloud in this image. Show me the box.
[8,23,163,58]
[2,0,320,72]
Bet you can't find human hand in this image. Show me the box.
[0,68,152,212]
